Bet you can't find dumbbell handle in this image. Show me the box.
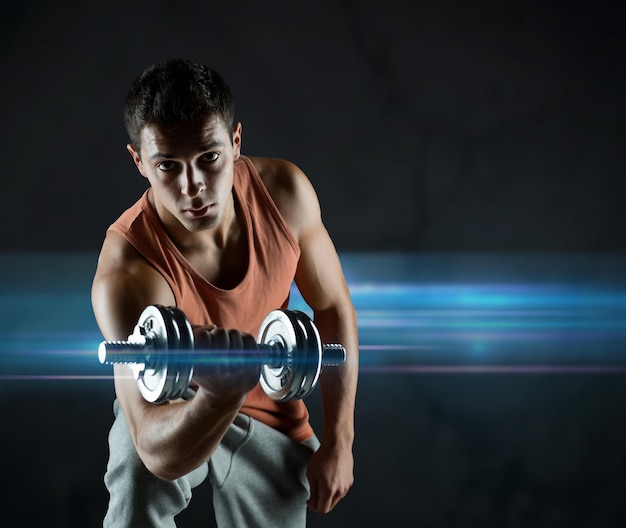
[98,337,346,368]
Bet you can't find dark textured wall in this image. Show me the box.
[2,0,625,252]
[2,2,626,527]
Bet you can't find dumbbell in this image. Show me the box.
[98,305,346,404]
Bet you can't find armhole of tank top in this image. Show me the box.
[238,156,301,257]
[106,223,180,308]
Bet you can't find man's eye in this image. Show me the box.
[157,160,177,171]
[202,152,219,162]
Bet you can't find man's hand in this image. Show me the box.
[192,326,261,403]
[306,441,354,514]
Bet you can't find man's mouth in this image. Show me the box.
[184,204,211,218]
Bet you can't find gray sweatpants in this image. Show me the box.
[103,400,319,527]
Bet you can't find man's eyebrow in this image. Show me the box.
[149,152,173,161]
[195,140,225,152]
[148,141,225,161]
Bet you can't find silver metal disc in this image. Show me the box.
[258,310,305,401]
[136,305,178,403]
[164,306,195,401]
[289,311,323,400]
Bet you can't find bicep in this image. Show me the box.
[91,234,176,434]
[91,234,175,341]
[291,185,352,313]
[295,222,352,313]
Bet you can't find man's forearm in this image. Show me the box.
[120,383,245,480]
[314,304,359,446]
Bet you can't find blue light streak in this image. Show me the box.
[1,253,626,379]
[289,253,626,372]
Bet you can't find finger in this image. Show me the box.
[209,328,232,356]
[242,332,258,350]
[315,488,334,514]
[320,484,350,514]
[198,328,230,373]
[307,479,319,512]
[327,489,344,513]
[227,330,257,369]
[192,327,213,349]
[227,329,244,351]
[192,323,217,332]
[224,330,243,367]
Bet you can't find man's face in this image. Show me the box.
[128,116,242,235]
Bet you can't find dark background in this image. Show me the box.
[2,0,625,252]
[2,1,626,526]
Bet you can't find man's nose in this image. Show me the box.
[182,166,206,197]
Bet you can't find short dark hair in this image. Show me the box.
[124,59,235,149]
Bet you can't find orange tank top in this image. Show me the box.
[108,155,313,442]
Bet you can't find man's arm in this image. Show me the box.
[296,219,358,514]
[256,157,359,513]
[92,231,258,480]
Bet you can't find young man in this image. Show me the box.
[91,59,358,527]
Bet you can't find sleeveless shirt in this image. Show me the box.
[108,155,314,442]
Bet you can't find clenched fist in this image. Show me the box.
[191,326,261,403]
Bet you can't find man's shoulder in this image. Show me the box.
[97,231,145,274]
[241,156,319,242]
[244,156,305,194]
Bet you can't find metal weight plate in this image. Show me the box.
[258,310,307,401]
[289,311,323,400]
[164,307,195,401]
[136,305,180,403]
[279,311,310,400]
[285,312,311,400]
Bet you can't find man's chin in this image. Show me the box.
[183,215,220,233]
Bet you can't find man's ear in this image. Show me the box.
[127,144,148,178]
[232,122,242,160]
